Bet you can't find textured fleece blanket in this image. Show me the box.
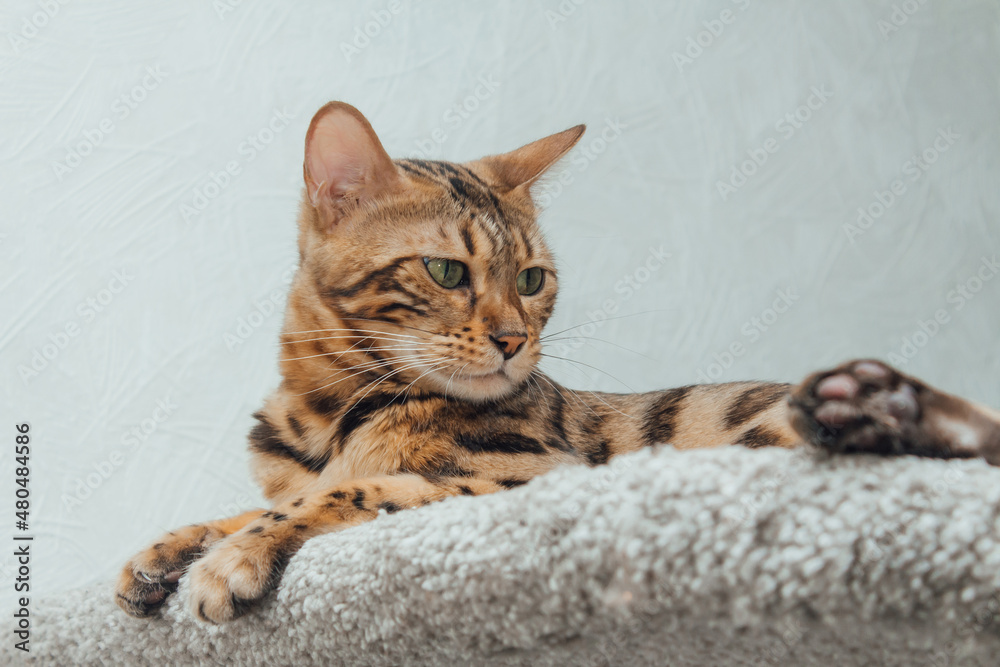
[7,445,1000,666]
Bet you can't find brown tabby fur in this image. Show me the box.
[116,102,1000,624]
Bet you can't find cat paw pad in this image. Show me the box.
[115,524,222,618]
[789,359,927,455]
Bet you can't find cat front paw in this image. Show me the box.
[115,524,224,618]
[187,521,297,624]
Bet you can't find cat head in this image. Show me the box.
[287,102,583,403]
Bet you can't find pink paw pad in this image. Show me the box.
[884,384,919,422]
[144,589,167,605]
[815,374,860,401]
[853,361,891,382]
[813,400,858,428]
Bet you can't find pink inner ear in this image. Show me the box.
[306,119,376,204]
[303,103,402,225]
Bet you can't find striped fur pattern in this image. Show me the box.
[116,102,1000,624]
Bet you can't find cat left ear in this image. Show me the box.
[478,124,586,191]
[303,101,401,229]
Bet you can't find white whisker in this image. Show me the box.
[300,352,437,376]
[341,357,447,418]
[341,317,439,337]
[294,354,439,397]
[282,327,422,339]
[281,329,423,344]
[542,335,655,360]
[526,373,545,402]
[400,361,453,403]
[534,362,637,420]
[539,310,668,341]
[319,337,433,369]
[532,370,603,421]
[444,362,470,401]
[582,389,637,420]
[539,353,637,393]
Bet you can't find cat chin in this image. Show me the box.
[424,368,522,403]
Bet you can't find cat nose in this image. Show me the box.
[489,332,528,360]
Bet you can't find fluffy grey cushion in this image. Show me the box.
[10,445,1000,666]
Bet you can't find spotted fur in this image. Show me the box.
[116,102,1000,623]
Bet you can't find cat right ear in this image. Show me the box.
[303,102,401,229]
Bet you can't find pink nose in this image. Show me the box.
[489,333,528,360]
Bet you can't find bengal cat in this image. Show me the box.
[115,102,1000,624]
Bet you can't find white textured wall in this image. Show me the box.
[1,0,998,608]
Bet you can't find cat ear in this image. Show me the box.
[478,125,586,191]
[303,102,401,228]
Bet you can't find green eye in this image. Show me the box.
[517,267,544,295]
[424,258,467,289]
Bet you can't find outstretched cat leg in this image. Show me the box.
[187,475,504,624]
